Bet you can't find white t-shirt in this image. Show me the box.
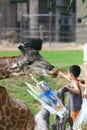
[83,43,87,61]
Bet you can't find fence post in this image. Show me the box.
[49,11,52,46]
[0,13,2,43]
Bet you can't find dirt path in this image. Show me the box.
[42,42,84,51]
[0,40,84,51]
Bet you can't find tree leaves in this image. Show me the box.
[82,0,86,3]
[67,0,75,11]
[45,0,86,9]
[83,14,87,19]
[44,0,55,9]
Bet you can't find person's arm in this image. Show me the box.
[58,71,71,82]
[77,77,85,84]
[83,43,87,98]
[83,61,87,98]
[77,77,85,88]
[79,82,85,88]
[66,81,80,94]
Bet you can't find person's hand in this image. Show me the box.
[58,71,62,75]
[83,88,87,98]
[65,85,69,89]
[78,81,85,88]
[77,78,85,84]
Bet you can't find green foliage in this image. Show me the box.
[0,50,83,67]
[61,0,86,13]
[44,0,55,9]
[0,51,20,56]
[40,50,83,70]
[82,0,86,3]
[67,0,75,11]
[83,14,87,19]
[49,0,55,9]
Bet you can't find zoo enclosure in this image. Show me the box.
[20,13,75,43]
[0,13,87,44]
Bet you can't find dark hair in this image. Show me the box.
[69,65,81,78]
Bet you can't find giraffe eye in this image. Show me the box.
[25,60,33,65]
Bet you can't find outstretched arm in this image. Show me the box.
[58,71,71,82]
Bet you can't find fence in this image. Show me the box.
[0,13,87,44]
[20,13,76,43]
[0,13,20,43]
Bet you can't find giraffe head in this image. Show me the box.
[7,40,58,78]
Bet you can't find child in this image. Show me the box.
[59,65,82,123]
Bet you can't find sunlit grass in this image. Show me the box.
[0,50,83,128]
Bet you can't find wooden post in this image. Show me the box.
[49,11,52,47]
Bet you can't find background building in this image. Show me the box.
[0,0,87,43]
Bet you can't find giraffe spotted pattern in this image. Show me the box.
[0,85,35,130]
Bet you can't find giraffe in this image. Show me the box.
[0,42,58,80]
[0,56,18,79]
[0,85,34,130]
[0,40,58,130]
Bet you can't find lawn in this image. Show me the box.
[0,50,83,126]
[0,50,83,67]
[40,50,83,69]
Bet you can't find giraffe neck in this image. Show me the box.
[0,56,18,79]
[0,85,35,130]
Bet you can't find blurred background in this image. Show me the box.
[0,0,87,45]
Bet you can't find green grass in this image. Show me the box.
[0,50,83,127]
[0,50,83,65]
[40,50,83,70]
[0,49,83,94]
[0,50,20,56]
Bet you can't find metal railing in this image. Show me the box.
[0,13,87,44]
[20,13,76,43]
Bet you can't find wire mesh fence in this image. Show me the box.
[20,13,76,43]
[0,13,87,44]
